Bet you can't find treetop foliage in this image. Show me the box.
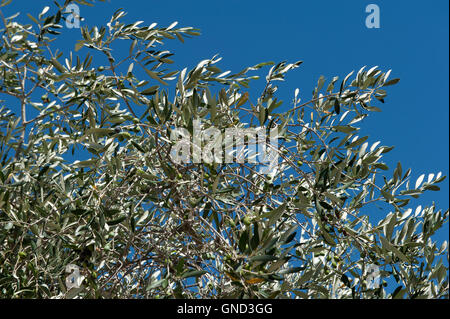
[0,0,448,299]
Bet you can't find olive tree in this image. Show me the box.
[0,0,448,299]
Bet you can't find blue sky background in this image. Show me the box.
[3,0,448,270]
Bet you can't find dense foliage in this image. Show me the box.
[0,0,448,298]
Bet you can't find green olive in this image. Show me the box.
[331,259,337,268]
[120,132,132,139]
[227,219,236,228]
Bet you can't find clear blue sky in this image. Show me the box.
[5,1,448,237]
